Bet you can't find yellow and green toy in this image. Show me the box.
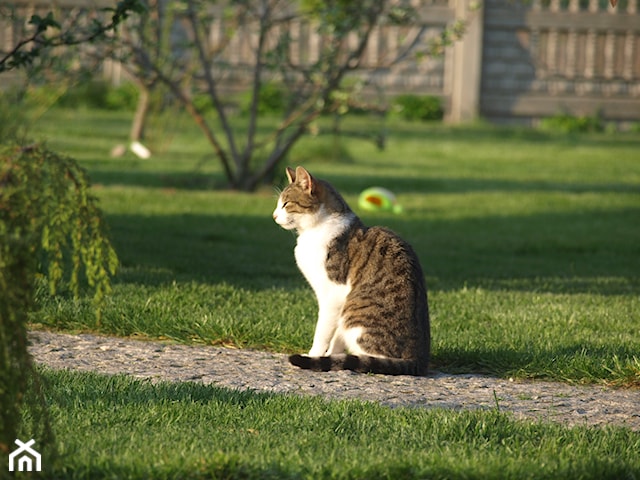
[358,187,403,214]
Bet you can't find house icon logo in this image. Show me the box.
[8,439,41,472]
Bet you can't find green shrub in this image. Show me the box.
[56,80,110,109]
[241,82,287,115]
[0,141,118,457]
[27,81,141,111]
[393,94,443,121]
[0,91,27,140]
[1,144,118,305]
[192,93,214,114]
[539,112,604,133]
[105,82,140,110]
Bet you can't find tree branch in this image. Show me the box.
[242,0,272,176]
[185,0,241,178]
[248,117,311,190]
[146,57,235,186]
[0,0,144,72]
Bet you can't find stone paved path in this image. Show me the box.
[29,330,640,431]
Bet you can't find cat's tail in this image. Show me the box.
[289,354,426,376]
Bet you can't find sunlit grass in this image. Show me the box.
[30,108,640,387]
[20,107,640,479]
[36,369,640,479]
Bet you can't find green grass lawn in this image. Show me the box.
[30,108,640,386]
[19,107,640,478]
[33,368,640,479]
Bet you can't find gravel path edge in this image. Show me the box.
[28,330,640,431]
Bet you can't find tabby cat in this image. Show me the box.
[273,166,430,376]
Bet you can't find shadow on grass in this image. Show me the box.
[106,205,640,295]
[108,213,299,289]
[91,168,229,191]
[327,174,640,196]
[48,370,277,409]
[432,343,640,385]
[87,164,640,196]
[46,371,304,479]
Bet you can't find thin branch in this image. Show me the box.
[242,0,272,174]
[144,56,235,185]
[185,0,241,173]
[0,0,142,71]
[335,3,386,79]
[253,91,322,151]
[373,25,428,69]
[248,117,311,189]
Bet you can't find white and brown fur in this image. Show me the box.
[273,166,430,376]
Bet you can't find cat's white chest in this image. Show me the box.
[294,215,352,298]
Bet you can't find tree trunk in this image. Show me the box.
[130,83,149,142]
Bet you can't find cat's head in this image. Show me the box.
[272,166,350,231]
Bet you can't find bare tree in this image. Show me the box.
[107,0,468,191]
[1,0,470,191]
[2,0,621,190]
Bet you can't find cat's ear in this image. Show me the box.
[295,166,313,194]
[285,167,296,184]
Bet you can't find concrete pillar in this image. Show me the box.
[447,0,484,123]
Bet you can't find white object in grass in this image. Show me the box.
[130,141,151,159]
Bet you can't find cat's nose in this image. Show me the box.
[272,210,278,220]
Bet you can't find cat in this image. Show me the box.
[272,166,430,376]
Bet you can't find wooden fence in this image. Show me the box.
[480,0,640,124]
[2,0,639,124]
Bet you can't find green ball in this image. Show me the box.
[358,187,402,214]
